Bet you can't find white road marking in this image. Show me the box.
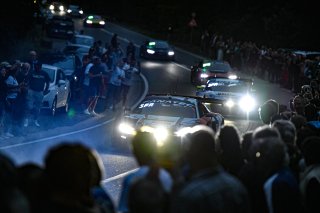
[102,168,138,184]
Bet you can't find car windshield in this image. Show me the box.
[202,61,231,73]
[148,41,169,49]
[42,67,55,83]
[72,36,94,46]
[206,78,250,93]
[133,98,196,118]
[64,45,90,54]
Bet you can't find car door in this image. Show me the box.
[56,69,69,108]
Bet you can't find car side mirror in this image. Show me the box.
[58,79,66,86]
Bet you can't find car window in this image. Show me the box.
[202,61,231,73]
[73,36,94,46]
[133,98,196,118]
[57,70,66,82]
[206,78,250,92]
[42,67,55,83]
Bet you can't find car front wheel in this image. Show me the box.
[51,97,57,116]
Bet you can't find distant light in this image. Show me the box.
[99,20,105,25]
[67,9,71,13]
[203,62,211,67]
[228,74,237,79]
[168,51,174,56]
[149,42,156,46]
[86,20,93,24]
[147,49,155,54]
[79,10,84,14]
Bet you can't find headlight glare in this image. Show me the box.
[147,49,155,54]
[225,99,235,108]
[168,51,175,56]
[99,21,105,25]
[239,95,256,112]
[228,74,237,79]
[118,123,136,135]
[200,73,209,78]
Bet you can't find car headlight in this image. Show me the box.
[59,5,64,11]
[228,74,237,79]
[118,123,136,135]
[225,99,235,108]
[200,73,209,78]
[67,9,71,13]
[147,49,155,54]
[239,95,256,112]
[99,20,105,25]
[168,51,175,56]
[49,5,54,10]
[79,10,84,14]
[175,127,192,137]
[86,20,93,24]
[140,126,169,146]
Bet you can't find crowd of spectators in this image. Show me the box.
[199,32,320,94]
[0,33,140,137]
[1,96,319,212]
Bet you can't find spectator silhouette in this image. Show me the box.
[0,152,30,213]
[43,142,115,213]
[172,125,251,213]
[251,137,302,213]
[216,124,245,177]
[300,136,320,213]
[118,131,173,213]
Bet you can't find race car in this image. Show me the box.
[116,94,224,148]
[83,15,106,28]
[190,60,237,86]
[196,77,258,116]
[139,40,175,61]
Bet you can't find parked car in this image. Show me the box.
[67,34,95,47]
[139,40,175,61]
[41,64,71,116]
[190,60,237,86]
[66,4,84,18]
[83,15,106,28]
[116,94,224,148]
[63,44,91,55]
[40,52,82,100]
[45,15,75,39]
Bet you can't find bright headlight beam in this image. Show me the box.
[200,73,209,78]
[168,51,174,56]
[99,21,105,25]
[118,123,136,135]
[153,127,168,145]
[147,49,155,54]
[239,95,256,112]
[225,99,235,108]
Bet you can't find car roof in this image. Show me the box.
[42,63,59,70]
[74,34,94,39]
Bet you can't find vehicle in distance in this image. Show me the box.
[83,15,106,28]
[117,94,224,147]
[45,15,75,39]
[48,1,66,15]
[67,34,95,47]
[139,40,175,61]
[190,60,237,86]
[42,64,71,116]
[196,77,258,117]
[66,4,84,18]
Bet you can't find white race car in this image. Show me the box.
[196,77,258,117]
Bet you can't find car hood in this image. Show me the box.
[197,90,244,100]
[123,114,199,130]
